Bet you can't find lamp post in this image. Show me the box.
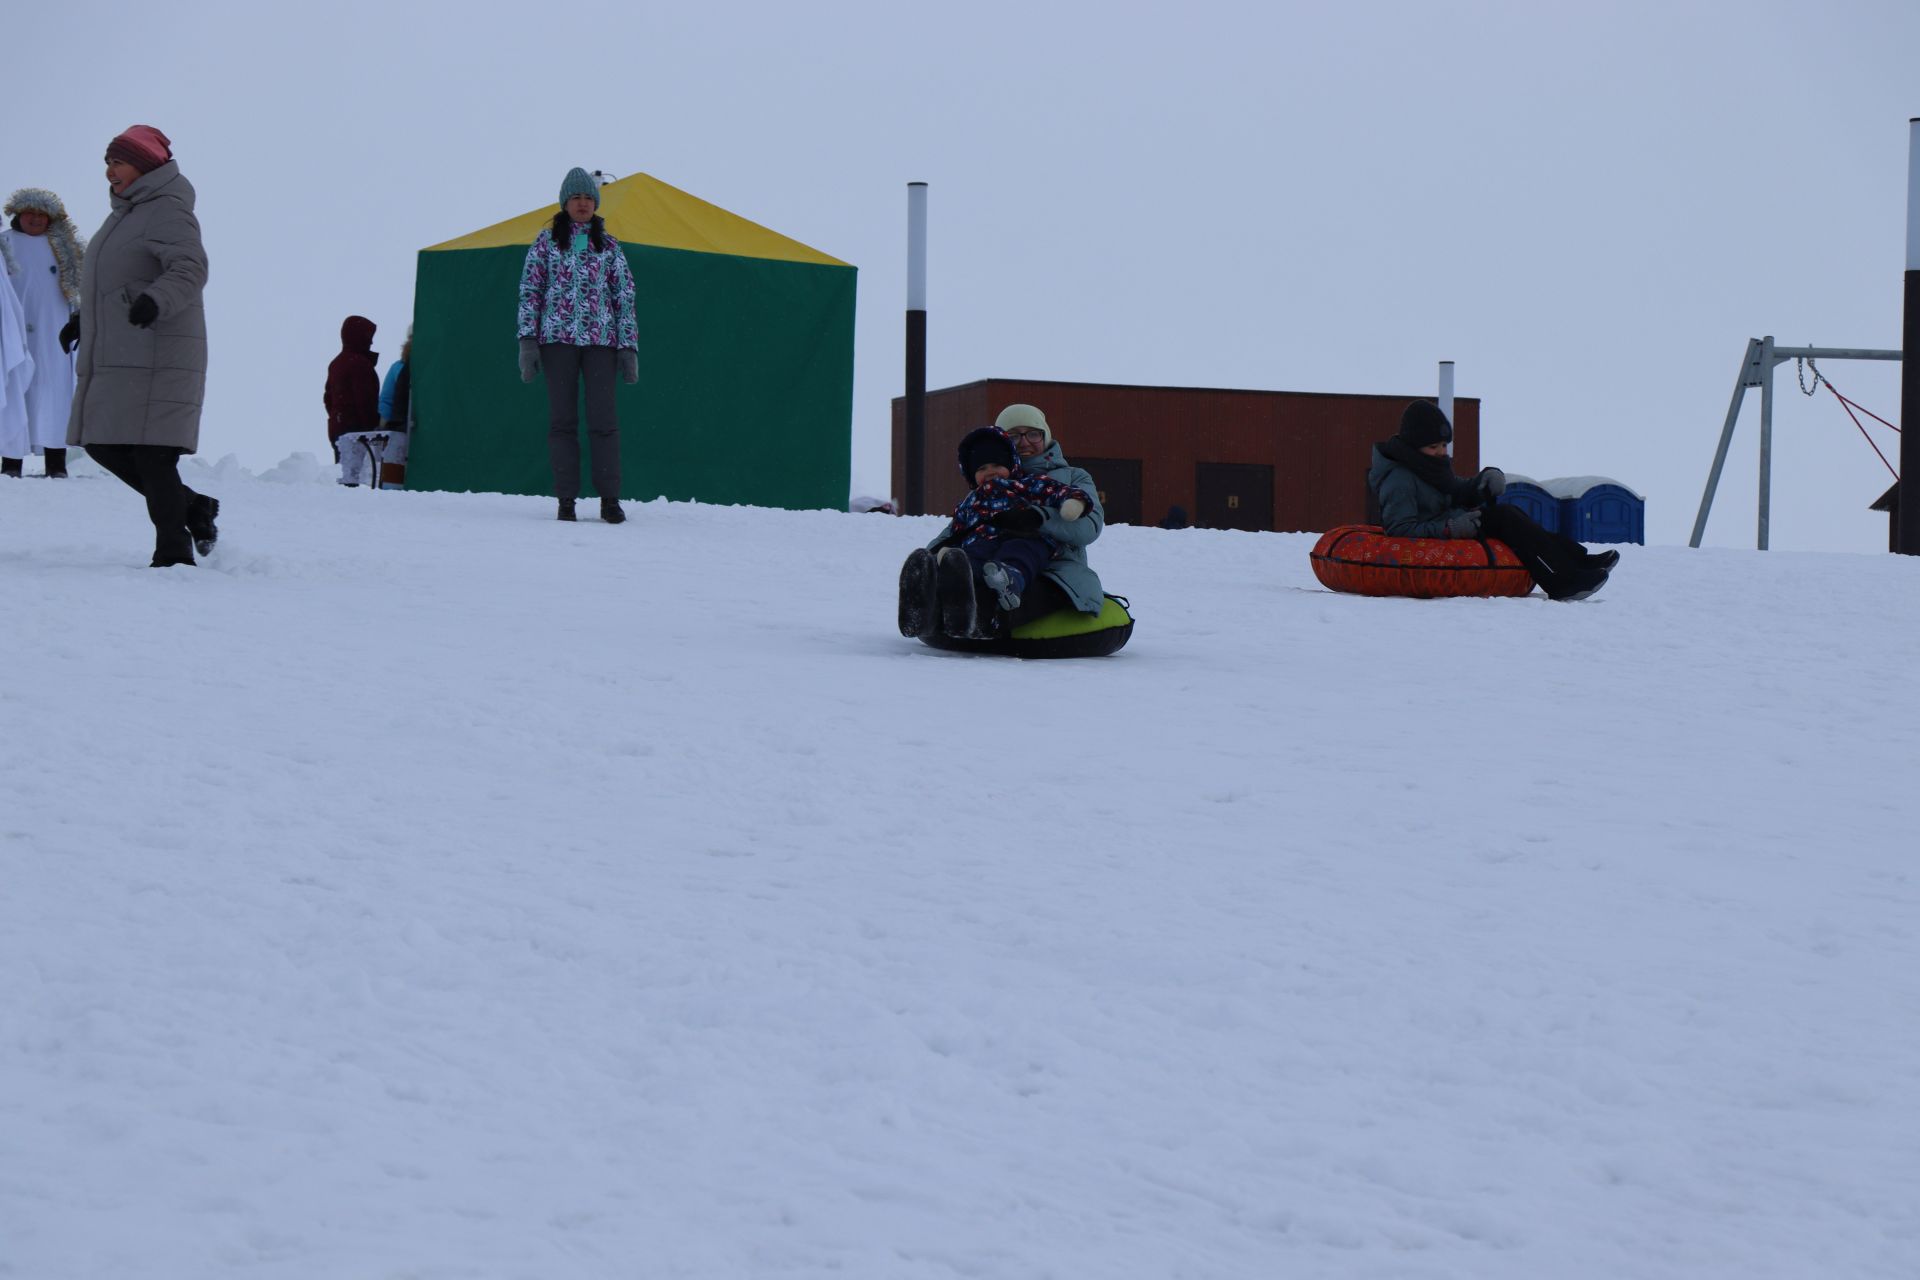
[1898,119,1919,555]
[904,182,928,515]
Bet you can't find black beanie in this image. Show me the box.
[957,426,1017,481]
[1398,400,1453,448]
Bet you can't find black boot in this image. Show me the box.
[186,494,220,555]
[935,547,978,637]
[1587,548,1620,571]
[43,449,68,479]
[1553,565,1611,602]
[898,548,937,638]
[1,458,20,478]
[601,499,626,525]
[557,499,576,522]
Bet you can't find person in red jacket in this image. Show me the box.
[324,315,380,485]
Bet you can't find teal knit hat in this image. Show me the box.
[559,167,599,209]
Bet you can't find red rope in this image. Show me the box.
[1822,381,1899,479]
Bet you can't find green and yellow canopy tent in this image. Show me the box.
[405,173,855,509]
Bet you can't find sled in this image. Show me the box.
[920,595,1135,659]
[1309,525,1533,599]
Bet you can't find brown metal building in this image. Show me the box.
[891,378,1481,531]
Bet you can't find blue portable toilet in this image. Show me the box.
[1543,476,1645,544]
[1498,473,1561,533]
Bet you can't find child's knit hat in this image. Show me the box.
[957,426,1017,481]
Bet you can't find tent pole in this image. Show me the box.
[905,183,928,515]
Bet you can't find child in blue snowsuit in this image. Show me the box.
[948,426,1091,611]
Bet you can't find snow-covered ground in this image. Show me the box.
[4,455,1917,1279]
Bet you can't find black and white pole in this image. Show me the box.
[1899,119,1920,555]
[1438,360,1455,454]
[905,182,929,516]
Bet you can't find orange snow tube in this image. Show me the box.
[1310,525,1534,599]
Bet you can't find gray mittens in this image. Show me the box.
[618,349,639,385]
[1478,467,1507,500]
[518,338,540,383]
[1446,508,1484,538]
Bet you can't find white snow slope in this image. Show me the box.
[4,456,1917,1280]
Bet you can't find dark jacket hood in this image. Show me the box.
[340,315,376,355]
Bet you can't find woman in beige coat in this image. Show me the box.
[67,125,217,567]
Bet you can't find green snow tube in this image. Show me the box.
[921,595,1135,659]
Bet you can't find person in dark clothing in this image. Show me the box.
[1367,400,1618,601]
[324,315,380,485]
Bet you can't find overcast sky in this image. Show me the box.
[12,0,1916,551]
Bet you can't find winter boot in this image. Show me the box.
[1554,566,1611,602]
[1587,548,1620,571]
[43,449,68,479]
[935,547,978,638]
[557,499,577,522]
[980,561,1024,612]
[897,548,938,638]
[1,458,20,478]
[601,499,627,525]
[186,495,220,556]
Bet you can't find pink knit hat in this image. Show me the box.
[105,125,173,175]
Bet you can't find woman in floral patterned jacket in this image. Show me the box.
[516,167,638,523]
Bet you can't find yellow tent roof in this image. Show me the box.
[426,171,848,267]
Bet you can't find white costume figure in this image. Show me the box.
[0,243,30,443]
[0,188,85,472]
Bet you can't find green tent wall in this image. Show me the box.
[406,173,856,510]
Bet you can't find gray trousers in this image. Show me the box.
[541,343,621,502]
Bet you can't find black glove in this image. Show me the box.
[59,314,80,353]
[128,294,159,328]
[1446,508,1484,538]
[331,441,341,464]
[986,506,1046,534]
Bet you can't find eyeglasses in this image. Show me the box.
[1006,428,1045,441]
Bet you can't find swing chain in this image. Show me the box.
[1795,354,1824,396]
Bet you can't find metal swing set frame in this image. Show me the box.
[1689,336,1901,549]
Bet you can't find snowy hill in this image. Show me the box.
[4,457,1917,1279]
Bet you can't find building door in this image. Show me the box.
[1195,463,1274,532]
[1072,457,1142,526]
